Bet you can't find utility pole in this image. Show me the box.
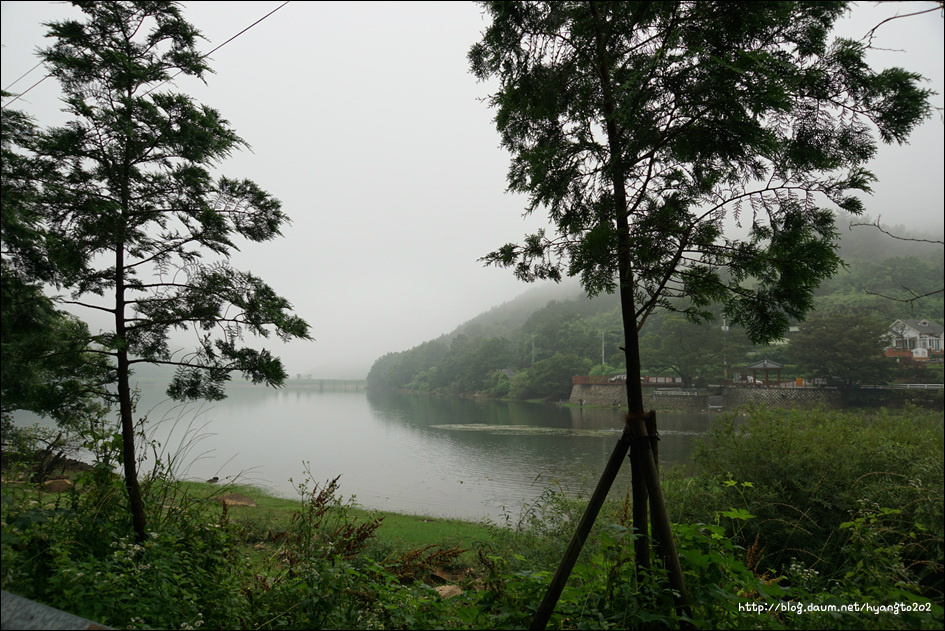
[600,329,605,369]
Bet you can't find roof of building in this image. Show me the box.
[747,358,784,369]
[893,319,944,336]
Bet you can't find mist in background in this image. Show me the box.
[3,1,942,379]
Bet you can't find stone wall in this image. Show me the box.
[569,383,841,410]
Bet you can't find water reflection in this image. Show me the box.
[362,391,714,520]
[25,384,721,522]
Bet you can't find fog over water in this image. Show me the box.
[126,385,715,521]
[2,2,942,380]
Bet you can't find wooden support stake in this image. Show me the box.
[530,412,690,630]
[529,428,633,631]
[630,432,650,569]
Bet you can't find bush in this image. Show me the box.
[672,406,944,604]
[1,471,248,629]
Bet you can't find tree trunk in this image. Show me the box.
[116,191,146,542]
[591,1,689,614]
[117,348,147,543]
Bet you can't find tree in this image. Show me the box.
[8,2,311,542]
[639,314,751,386]
[789,313,895,387]
[0,277,112,432]
[470,1,931,624]
[2,95,113,448]
[510,352,591,400]
[430,334,515,392]
[520,301,597,362]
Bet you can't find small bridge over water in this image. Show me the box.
[288,378,366,391]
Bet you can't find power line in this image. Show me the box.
[207,1,290,60]
[2,59,46,92]
[143,1,291,96]
[1,73,51,109]
[2,1,291,110]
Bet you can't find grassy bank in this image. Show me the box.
[173,480,495,565]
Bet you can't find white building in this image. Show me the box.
[888,319,944,353]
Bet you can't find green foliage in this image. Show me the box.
[520,300,600,363]
[367,239,937,400]
[0,424,89,485]
[430,335,516,393]
[789,312,896,386]
[814,253,944,322]
[483,485,590,571]
[1,463,459,630]
[589,362,623,378]
[4,449,943,630]
[1,469,246,629]
[370,1,935,406]
[893,359,943,386]
[367,339,449,390]
[511,353,592,400]
[483,369,512,398]
[471,1,932,347]
[640,313,754,386]
[218,472,461,630]
[680,406,944,599]
[1,93,113,436]
[3,1,310,541]
[0,278,112,434]
[13,0,312,400]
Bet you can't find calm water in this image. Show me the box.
[28,385,722,522]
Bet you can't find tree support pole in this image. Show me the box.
[530,411,691,630]
[642,410,658,569]
[529,428,633,631]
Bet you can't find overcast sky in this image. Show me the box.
[2,1,943,379]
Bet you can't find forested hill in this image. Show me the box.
[367,217,943,398]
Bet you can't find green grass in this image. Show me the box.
[172,480,495,566]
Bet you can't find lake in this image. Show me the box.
[27,384,724,523]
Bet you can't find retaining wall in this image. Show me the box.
[569,383,841,410]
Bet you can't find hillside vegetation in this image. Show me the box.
[368,220,943,398]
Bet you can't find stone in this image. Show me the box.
[435,585,463,599]
[42,479,73,493]
[218,493,257,507]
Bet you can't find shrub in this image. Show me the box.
[674,406,944,603]
[1,471,248,629]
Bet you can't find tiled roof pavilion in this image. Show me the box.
[746,358,784,386]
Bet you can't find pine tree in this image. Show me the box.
[13,1,311,541]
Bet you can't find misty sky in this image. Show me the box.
[2,1,943,379]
